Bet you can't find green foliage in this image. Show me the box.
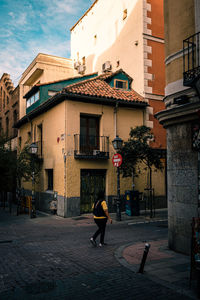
[0,137,17,191]
[119,125,163,181]
[16,144,41,187]
[0,137,41,191]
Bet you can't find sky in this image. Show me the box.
[0,0,94,86]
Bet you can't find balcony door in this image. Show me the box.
[80,115,99,154]
[80,169,106,213]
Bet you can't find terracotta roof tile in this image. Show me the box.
[62,72,145,103]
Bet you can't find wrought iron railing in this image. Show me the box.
[74,134,109,159]
[183,32,200,86]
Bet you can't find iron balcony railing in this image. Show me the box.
[74,134,109,159]
[183,31,200,86]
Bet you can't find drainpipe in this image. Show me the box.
[114,102,119,137]
[63,99,67,217]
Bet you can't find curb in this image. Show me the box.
[114,242,197,299]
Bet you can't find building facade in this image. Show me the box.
[16,70,165,217]
[0,73,18,149]
[18,53,75,120]
[156,0,200,254]
[70,0,167,206]
[71,0,166,150]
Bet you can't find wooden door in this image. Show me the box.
[80,169,106,213]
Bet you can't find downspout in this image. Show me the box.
[63,99,67,217]
[114,101,119,137]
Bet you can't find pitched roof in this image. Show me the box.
[16,69,147,128]
[62,71,145,103]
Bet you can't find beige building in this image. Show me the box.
[156,0,200,254]
[0,73,18,150]
[16,69,165,217]
[71,0,166,150]
[18,53,75,120]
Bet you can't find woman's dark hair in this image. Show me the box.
[97,190,105,200]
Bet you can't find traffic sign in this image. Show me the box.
[112,153,122,167]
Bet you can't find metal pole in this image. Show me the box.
[116,166,121,221]
[138,243,151,273]
[31,167,36,218]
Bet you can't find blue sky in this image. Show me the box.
[0,0,93,86]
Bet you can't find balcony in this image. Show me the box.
[183,32,200,86]
[74,134,109,159]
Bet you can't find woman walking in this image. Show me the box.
[90,191,112,247]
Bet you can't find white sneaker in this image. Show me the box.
[99,243,103,247]
[90,238,97,247]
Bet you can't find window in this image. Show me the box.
[13,110,17,125]
[94,34,97,46]
[3,91,5,108]
[26,91,39,108]
[80,115,99,153]
[6,117,9,138]
[27,131,31,141]
[123,9,127,20]
[7,96,9,104]
[114,79,128,89]
[46,169,53,190]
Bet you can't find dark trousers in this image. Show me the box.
[93,218,107,244]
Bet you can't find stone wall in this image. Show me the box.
[167,122,198,254]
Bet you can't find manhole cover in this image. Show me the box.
[24,281,56,294]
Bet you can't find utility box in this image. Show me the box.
[125,190,140,216]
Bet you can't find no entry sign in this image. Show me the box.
[112,153,122,167]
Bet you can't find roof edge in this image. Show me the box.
[70,0,98,31]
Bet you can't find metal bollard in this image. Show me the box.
[138,243,151,273]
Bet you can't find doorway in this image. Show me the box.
[80,169,106,213]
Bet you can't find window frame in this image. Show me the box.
[114,79,128,90]
[26,91,40,108]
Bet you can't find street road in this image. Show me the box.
[0,211,192,299]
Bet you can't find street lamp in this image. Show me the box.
[29,142,38,218]
[112,135,123,221]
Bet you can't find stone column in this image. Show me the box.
[167,122,198,254]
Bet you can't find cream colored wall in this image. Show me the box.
[18,54,75,119]
[65,100,145,198]
[19,101,66,194]
[19,98,165,201]
[71,0,145,95]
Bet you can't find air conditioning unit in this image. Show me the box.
[102,61,112,72]
[93,149,100,156]
[74,61,80,70]
[78,64,86,74]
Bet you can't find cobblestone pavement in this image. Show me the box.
[0,207,197,299]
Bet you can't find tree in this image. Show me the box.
[0,136,41,193]
[16,144,41,189]
[0,136,17,192]
[119,125,163,185]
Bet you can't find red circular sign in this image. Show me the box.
[112,153,122,167]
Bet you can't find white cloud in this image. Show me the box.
[0,0,93,86]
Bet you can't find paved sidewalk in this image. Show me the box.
[116,238,198,299]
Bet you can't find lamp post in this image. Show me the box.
[112,135,123,221]
[29,142,38,218]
